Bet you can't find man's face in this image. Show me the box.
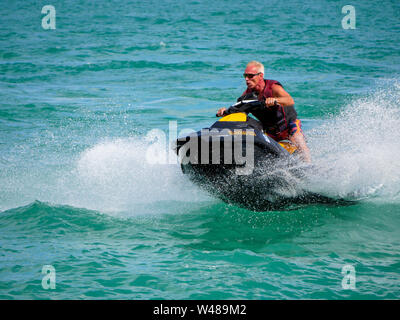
[244,65,263,90]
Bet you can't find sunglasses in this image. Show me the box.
[243,72,261,79]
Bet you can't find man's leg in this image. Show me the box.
[289,132,311,162]
[288,119,311,163]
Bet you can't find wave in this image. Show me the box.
[0,137,212,215]
[0,60,214,77]
[68,138,211,214]
[0,200,116,234]
[303,80,400,202]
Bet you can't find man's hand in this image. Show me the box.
[265,97,277,107]
[216,107,227,117]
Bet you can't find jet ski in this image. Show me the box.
[175,98,350,211]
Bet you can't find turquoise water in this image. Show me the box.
[1,0,399,299]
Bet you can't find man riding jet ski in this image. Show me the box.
[174,61,324,210]
[175,96,319,211]
[217,60,311,163]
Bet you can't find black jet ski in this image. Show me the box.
[175,99,350,211]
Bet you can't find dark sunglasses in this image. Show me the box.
[243,72,261,79]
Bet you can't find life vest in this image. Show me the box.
[239,79,297,140]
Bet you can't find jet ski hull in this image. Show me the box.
[176,113,304,210]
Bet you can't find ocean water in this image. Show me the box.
[1,0,399,299]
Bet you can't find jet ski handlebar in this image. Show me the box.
[217,99,278,117]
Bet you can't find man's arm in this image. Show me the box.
[265,84,295,107]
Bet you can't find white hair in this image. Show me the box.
[247,61,264,74]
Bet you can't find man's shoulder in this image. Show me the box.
[266,79,283,87]
[269,81,283,93]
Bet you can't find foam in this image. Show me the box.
[303,81,400,202]
[68,138,210,214]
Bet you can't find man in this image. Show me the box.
[217,61,311,162]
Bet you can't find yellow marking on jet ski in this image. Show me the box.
[219,113,247,122]
[278,140,297,154]
[228,130,256,136]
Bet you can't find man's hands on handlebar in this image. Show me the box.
[265,97,278,107]
[216,107,227,117]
